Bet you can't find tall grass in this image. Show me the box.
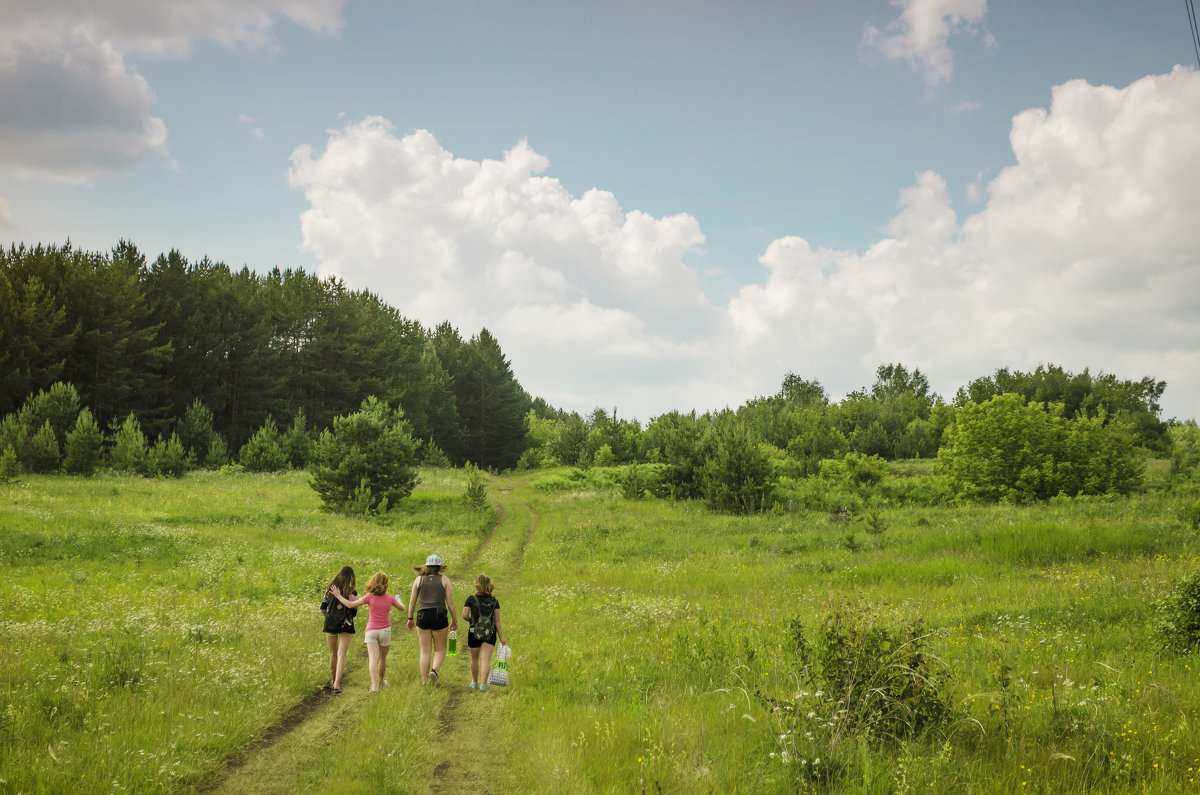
[2,466,1199,792]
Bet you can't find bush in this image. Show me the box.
[177,400,217,464]
[1154,569,1200,654]
[18,382,80,451]
[422,439,452,468]
[0,445,19,481]
[310,396,419,514]
[22,421,61,473]
[148,433,192,478]
[281,410,314,469]
[939,393,1145,502]
[462,463,488,509]
[701,419,775,514]
[239,417,288,472]
[591,444,616,468]
[204,436,230,468]
[63,408,103,475]
[109,414,148,474]
[790,598,954,743]
[619,463,646,499]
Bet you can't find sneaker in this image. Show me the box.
[469,681,478,690]
[429,669,439,686]
[479,683,488,692]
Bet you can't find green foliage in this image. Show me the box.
[790,599,955,743]
[109,413,148,474]
[148,433,192,478]
[62,408,103,475]
[591,443,616,468]
[1170,422,1200,474]
[239,417,288,473]
[309,396,419,514]
[618,463,646,500]
[176,399,216,464]
[939,393,1145,502]
[1184,499,1200,532]
[18,381,80,450]
[280,410,314,469]
[422,438,452,468]
[700,418,774,514]
[1153,569,1200,654]
[23,421,61,474]
[204,435,230,468]
[0,445,18,481]
[462,463,489,509]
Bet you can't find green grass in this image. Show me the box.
[2,466,1200,792]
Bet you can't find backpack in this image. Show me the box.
[471,596,497,640]
[322,594,355,633]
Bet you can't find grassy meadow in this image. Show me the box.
[2,465,1199,793]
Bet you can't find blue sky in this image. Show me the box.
[2,0,1198,422]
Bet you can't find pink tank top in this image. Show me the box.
[363,593,403,630]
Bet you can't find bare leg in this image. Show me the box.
[334,634,352,690]
[417,628,433,683]
[378,643,390,687]
[480,642,495,687]
[431,627,449,675]
[325,634,338,685]
[469,647,480,685]
[366,641,382,691]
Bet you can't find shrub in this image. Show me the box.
[281,410,314,469]
[310,396,419,514]
[22,421,61,473]
[63,408,103,475]
[462,463,488,509]
[18,382,80,450]
[422,439,452,468]
[701,419,775,514]
[790,598,954,743]
[591,444,616,468]
[176,400,216,464]
[109,414,148,474]
[148,433,192,478]
[204,436,230,468]
[0,445,19,481]
[619,463,646,500]
[239,417,288,472]
[1153,569,1200,654]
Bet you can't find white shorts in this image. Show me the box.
[364,627,392,647]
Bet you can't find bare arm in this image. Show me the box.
[444,575,458,631]
[329,584,367,609]
[406,578,420,629]
[494,607,504,646]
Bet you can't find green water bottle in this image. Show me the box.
[448,629,457,656]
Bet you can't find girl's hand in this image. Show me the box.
[330,584,341,596]
[406,618,415,630]
[450,618,458,631]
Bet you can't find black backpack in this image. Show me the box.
[471,596,497,640]
[322,594,355,633]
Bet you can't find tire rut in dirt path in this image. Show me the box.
[513,503,537,570]
[200,643,373,793]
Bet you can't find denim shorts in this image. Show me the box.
[415,608,448,631]
[364,627,392,646]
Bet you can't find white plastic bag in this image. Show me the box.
[488,643,511,687]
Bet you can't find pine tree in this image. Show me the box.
[63,408,103,475]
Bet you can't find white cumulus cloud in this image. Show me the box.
[291,69,1200,422]
[0,0,344,180]
[863,0,992,87]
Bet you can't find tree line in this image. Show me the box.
[2,241,1186,512]
[0,242,528,470]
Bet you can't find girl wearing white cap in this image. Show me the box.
[406,554,457,685]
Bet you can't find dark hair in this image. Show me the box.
[417,565,444,577]
[326,566,356,598]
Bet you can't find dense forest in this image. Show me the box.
[2,241,1192,511]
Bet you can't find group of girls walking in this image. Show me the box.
[320,554,505,693]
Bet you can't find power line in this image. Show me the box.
[1187,0,1200,67]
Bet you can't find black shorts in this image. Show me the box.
[466,630,497,649]
[415,608,449,631]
